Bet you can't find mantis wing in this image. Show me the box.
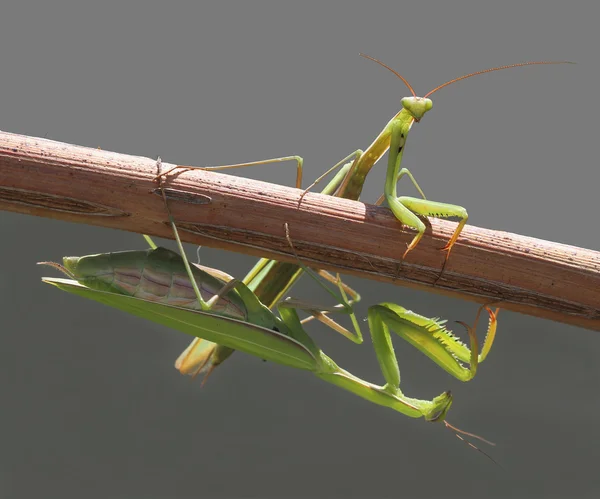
[42,277,319,372]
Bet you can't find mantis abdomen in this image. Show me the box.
[62,248,248,320]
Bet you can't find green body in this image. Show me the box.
[43,248,449,420]
[41,246,497,422]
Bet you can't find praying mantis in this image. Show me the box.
[159,55,570,262]
[38,169,498,429]
[167,55,569,377]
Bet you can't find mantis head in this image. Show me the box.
[400,96,433,122]
[424,389,453,422]
[425,388,498,465]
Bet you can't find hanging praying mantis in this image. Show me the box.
[167,55,570,378]
[38,164,498,430]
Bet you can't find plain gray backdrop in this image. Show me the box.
[1,1,598,498]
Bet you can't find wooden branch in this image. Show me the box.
[1,130,599,331]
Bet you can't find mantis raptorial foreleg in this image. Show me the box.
[372,165,467,260]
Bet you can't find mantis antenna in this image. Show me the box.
[444,420,502,468]
[424,60,575,98]
[359,53,573,101]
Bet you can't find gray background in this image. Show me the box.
[1,1,598,498]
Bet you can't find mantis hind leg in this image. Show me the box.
[300,150,363,199]
[281,224,364,344]
[154,158,249,313]
[175,338,234,384]
[156,155,305,189]
[279,269,363,344]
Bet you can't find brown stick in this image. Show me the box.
[1,130,599,331]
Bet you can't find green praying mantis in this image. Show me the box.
[159,55,570,264]
[39,168,498,429]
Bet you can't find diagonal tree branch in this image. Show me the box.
[1,130,599,331]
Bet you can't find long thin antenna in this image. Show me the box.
[360,54,572,100]
[444,420,503,468]
[359,53,417,97]
[424,61,574,98]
